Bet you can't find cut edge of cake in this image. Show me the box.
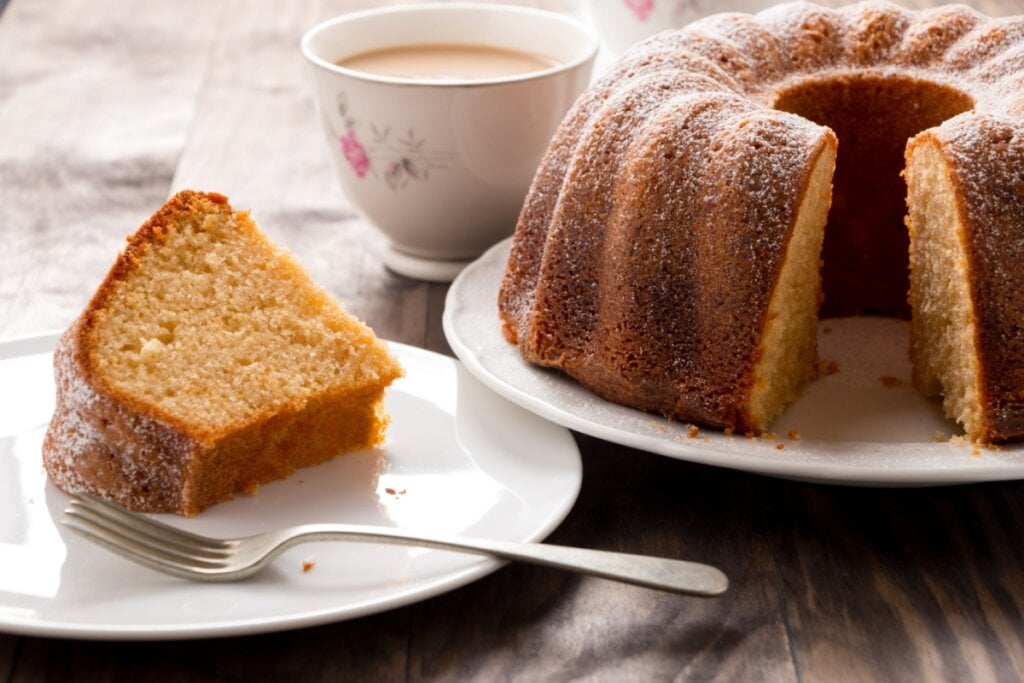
[905,134,986,442]
[747,132,838,432]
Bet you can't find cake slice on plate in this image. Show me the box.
[43,190,403,515]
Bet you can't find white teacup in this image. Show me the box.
[301,3,598,281]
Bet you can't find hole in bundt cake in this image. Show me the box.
[772,74,974,318]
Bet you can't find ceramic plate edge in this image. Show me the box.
[442,239,1024,487]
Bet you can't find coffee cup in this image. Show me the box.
[301,3,598,281]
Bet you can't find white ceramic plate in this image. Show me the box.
[443,239,1024,486]
[0,333,581,639]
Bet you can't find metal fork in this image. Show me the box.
[62,493,728,596]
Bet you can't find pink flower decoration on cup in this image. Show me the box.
[340,129,370,178]
[624,0,654,21]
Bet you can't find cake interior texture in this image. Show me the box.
[905,138,984,439]
[45,191,403,514]
[94,201,384,429]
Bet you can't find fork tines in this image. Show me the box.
[62,493,232,577]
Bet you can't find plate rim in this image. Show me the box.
[442,238,1024,487]
[0,331,582,640]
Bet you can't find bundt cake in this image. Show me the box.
[44,191,403,515]
[499,1,1024,442]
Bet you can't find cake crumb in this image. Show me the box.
[687,425,699,439]
[972,447,982,457]
[950,435,970,446]
[879,375,904,388]
[932,431,948,443]
[724,427,734,436]
[776,442,785,450]
[818,359,840,376]
[787,429,801,440]
[302,561,316,573]
[384,487,408,497]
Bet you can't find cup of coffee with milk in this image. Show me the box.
[302,3,597,281]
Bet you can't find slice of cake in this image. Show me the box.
[745,137,837,431]
[43,190,403,515]
[905,126,1024,444]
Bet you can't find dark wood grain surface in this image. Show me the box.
[4,0,1024,680]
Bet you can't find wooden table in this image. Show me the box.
[4,0,1024,680]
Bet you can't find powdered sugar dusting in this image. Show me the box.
[498,0,1024,435]
[43,321,192,513]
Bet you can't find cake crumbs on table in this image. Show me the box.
[776,442,785,450]
[687,425,699,439]
[302,561,316,573]
[878,375,904,388]
[787,429,801,440]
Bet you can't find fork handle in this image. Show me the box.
[271,524,728,596]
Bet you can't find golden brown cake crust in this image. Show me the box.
[43,322,196,512]
[499,1,1024,437]
[43,191,402,514]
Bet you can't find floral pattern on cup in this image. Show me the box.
[340,129,370,178]
[330,93,455,191]
[624,0,654,21]
[619,0,709,27]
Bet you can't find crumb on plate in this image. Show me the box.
[818,359,840,376]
